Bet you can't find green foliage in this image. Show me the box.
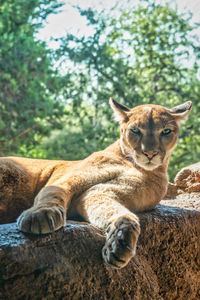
[50,0,200,180]
[34,102,117,160]
[1,0,200,181]
[0,0,65,155]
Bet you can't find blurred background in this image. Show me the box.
[0,0,200,180]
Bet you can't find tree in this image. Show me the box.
[45,1,200,179]
[0,0,65,156]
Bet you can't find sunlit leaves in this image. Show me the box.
[2,0,199,181]
[0,0,65,155]
[53,1,200,180]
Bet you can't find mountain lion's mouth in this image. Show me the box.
[138,159,161,171]
[128,151,162,171]
[143,162,158,170]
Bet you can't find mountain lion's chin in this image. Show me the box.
[137,160,161,171]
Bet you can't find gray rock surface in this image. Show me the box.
[0,195,200,300]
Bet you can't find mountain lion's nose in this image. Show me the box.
[143,151,158,159]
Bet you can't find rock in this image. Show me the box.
[164,192,200,211]
[174,162,200,193]
[165,162,200,198]
[165,182,178,198]
[0,197,200,300]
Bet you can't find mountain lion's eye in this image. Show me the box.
[161,129,171,136]
[131,127,141,135]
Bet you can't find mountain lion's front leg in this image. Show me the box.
[76,187,140,268]
[17,158,121,234]
[17,186,69,234]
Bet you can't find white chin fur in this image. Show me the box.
[139,162,160,171]
[134,155,162,171]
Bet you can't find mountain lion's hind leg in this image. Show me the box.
[76,188,140,268]
[17,186,68,234]
[0,158,34,224]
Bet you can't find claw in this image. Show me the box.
[17,206,65,234]
[105,224,111,234]
[102,218,139,268]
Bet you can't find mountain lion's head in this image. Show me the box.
[110,98,192,171]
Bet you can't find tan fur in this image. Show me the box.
[0,99,192,268]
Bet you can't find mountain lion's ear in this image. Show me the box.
[168,101,192,124]
[109,98,130,122]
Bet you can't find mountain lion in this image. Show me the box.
[0,99,192,268]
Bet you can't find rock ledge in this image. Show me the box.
[0,196,199,300]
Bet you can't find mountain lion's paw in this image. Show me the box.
[102,217,140,268]
[17,205,66,234]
